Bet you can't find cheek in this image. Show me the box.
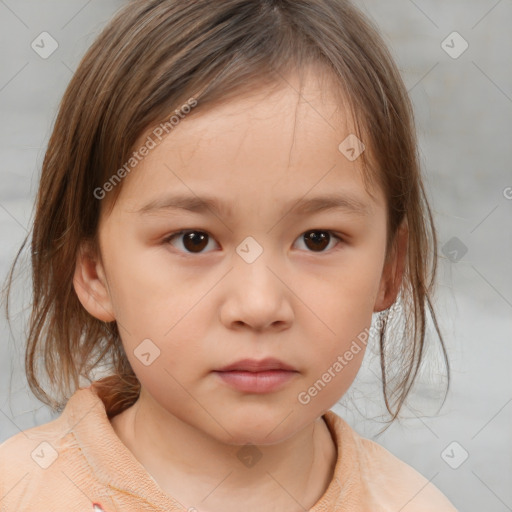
[102,238,179,322]
[306,248,384,329]
[298,293,371,412]
[102,243,207,371]
[298,251,383,397]
[299,349,366,412]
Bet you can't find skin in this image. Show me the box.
[74,66,407,512]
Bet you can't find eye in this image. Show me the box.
[164,229,343,255]
[164,230,218,254]
[294,230,343,253]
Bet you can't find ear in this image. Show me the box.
[73,240,115,322]
[373,218,408,312]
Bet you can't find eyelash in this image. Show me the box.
[162,229,345,255]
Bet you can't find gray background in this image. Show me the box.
[1,1,511,510]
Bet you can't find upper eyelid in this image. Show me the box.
[164,228,344,239]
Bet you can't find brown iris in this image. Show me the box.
[303,230,330,251]
[182,231,209,253]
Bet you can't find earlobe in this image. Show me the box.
[73,241,115,322]
[374,219,408,313]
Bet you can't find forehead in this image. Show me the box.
[106,66,382,219]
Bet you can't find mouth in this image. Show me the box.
[215,357,298,373]
[213,358,299,393]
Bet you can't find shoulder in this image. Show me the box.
[324,411,458,512]
[0,399,71,466]
[355,435,458,511]
[0,406,69,506]
[0,396,71,485]
[0,387,103,510]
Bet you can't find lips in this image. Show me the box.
[215,358,297,373]
[213,358,298,393]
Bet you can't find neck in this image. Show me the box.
[111,389,337,512]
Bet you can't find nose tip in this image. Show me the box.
[222,264,294,333]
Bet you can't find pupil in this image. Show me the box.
[184,232,208,252]
[305,231,329,251]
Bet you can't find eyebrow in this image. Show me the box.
[136,192,371,217]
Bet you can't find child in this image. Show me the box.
[1,0,456,510]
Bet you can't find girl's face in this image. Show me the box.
[75,68,405,446]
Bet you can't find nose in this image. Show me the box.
[219,249,294,332]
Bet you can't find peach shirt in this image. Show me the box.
[0,385,457,511]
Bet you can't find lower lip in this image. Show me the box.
[214,370,297,393]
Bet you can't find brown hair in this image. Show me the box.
[2,0,449,420]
